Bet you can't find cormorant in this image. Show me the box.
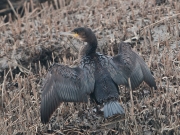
[40,27,157,124]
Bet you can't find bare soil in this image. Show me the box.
[0,0,180,135]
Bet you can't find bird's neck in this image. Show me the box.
[78,42,97,60]
[86,39,97,55]
[79,33,98,59]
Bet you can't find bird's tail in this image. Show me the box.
[104,101,124,118]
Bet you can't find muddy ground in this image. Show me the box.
[0,0,180,134]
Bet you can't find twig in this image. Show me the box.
[140,12,180,34]
[7,0,19,19]
[128,78,135,123]
[0,22,10,28]
[100,118,125,127]
[0,8,12,14]
[6,58,30,74]
[2,69,11,112]
[6,88,25,108]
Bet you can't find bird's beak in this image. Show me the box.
[60,32,79,38]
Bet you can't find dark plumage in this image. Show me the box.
[40,27,157,124]
[108,41,157,90]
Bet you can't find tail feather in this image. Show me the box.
[104,101,124,118]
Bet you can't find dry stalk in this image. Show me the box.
[147,27,154,67]
[7,0,19,19]
[128,78,135,120]
[1,69,11,111]
[141,12,180,33]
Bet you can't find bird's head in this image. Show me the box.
[60,27,96,43]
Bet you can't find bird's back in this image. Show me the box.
[91,53,120,104]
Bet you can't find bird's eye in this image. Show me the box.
[72,30,78,34]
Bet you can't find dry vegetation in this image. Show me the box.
[0,0,180,134]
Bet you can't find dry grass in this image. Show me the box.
[0,0,180,134]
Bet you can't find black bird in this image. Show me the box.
[40,27,157,124]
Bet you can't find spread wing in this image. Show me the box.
[40,63,95,124]
[105,42,157,90]
[134,51,157,89]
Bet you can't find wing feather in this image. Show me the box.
[105,42,156,90]
[41,63,95,123]
[103,56,128,85]
[134,52,157,89]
